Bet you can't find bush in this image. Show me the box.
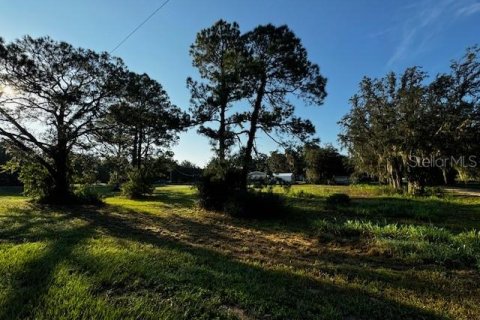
[196,161,288,218]
[74,184,103,205]
[121,168,154,199]
[196,159,244,211]
[4,159,54,200]
[326,193,351,207]
[422,186,445,197]
[224,190,287,219]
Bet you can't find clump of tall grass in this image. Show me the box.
[346,201,442,221]
[348,184,401,197]
[315,219,480,269]
[290,190,317,199]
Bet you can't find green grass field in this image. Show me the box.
[0,185,479,319]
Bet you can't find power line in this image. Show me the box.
[110,0,171,54]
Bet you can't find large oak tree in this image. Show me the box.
[0,36,125,202]
[340,46,480,193]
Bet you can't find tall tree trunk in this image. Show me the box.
[46,134,73,203]
[442,167,448,185]
[50,145,72,203]
[217,75,229,162]
[387,159,402,190]
[137,128,143,169]
[49,107,72,203]
[393,158,403,190]
[132,131,138,168]
[218,103,226,162]
[441,167,455,185]
[240,77,266,190]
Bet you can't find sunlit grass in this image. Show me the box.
[104,185,198,216]
[0,184,479,319]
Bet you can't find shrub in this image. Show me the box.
[224,190,287,219]
[422,186,445,197]
[326,193,351,207]
[121,168,154,199]
[74,184,103,205]
[3,159,56,201]
[196,165,243,211]
[197,161,288,218]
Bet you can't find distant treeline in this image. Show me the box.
[340,46,480,193]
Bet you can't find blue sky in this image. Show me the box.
[1,0,479,166]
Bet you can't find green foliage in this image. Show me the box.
[0,142,19,185]
[304,143,348,184]
[422,186,446,197]
[239,24,327,188]
[121,169,154,199]
[71,154,99,185]
[340,46,480,192]
[325,193,351,207]
[189,21,327,189]
[5,157,105,204]
[74,184,103,205]
[99,72,189,170]
[3,158,54,200]
[197,160,288,218]
[224,190,287,219]
[108,170,124,191]
[457,165,480,183]
[170,160,202,183]
[188,20,247,160]
[19,164,52,200]
[196,162,243,211]
[0,36,126,203]
[267,151,290,173]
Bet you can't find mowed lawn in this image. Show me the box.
[0,185,479,320]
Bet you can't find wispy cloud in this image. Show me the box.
[368,27,394,39]
[456,2,480,16]
[385,0,479,68]
[386,0,456,67]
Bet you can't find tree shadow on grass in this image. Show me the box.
[131,189,197,209]
[0,222,94,319]
[96,204,480,301]
[0,209,73,243]
[0,203,457,319]
[80,205,452,319]
[252,194,480,235]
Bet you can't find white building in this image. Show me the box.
[273,173,294,183]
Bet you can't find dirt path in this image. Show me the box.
[444,187,480,197]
